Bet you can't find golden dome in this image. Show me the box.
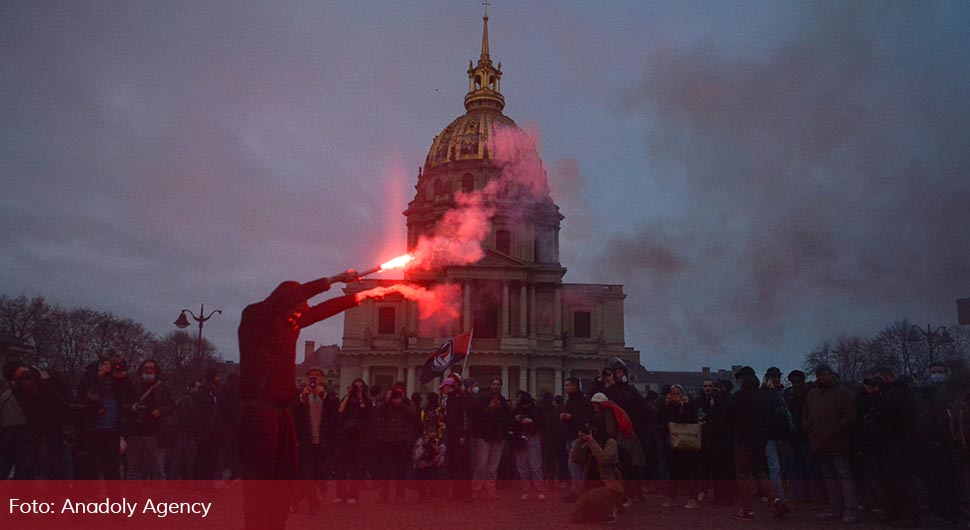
[423,15,539,171]
[424,110,540,170]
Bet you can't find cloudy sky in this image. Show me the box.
[2,1,968,372]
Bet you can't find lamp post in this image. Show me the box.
[905,323,955,365]
[174,303,222,358]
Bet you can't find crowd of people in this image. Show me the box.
[4,350,970,527]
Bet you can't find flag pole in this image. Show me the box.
[458,329,474,378]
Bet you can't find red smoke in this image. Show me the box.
[355,283,462,334]
[408,125,550,271]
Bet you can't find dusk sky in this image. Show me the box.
[2,1,969,372]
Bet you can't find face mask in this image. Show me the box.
[142,373,156,383]
[930,373,946,384]
[471,386,480,394]
[620,375,628,383]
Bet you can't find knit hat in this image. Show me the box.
[438,378,456,389]
[462,377,477,388]
[590,392,608,404]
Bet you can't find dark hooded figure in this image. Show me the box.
[237,270,358,530]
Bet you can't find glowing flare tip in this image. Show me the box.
[379,253,414,272]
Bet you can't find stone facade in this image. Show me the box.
[337,16,640,397]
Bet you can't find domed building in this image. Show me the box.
[336,15,641,397]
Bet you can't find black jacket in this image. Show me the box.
[723,387,770,449]
[560,391,594,442]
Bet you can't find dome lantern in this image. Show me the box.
[464,14,505,113]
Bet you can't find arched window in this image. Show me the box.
[462,173,474,193]
[496,230,511,255]
[475,75,482,90]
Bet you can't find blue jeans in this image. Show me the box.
[566,438,584,494]
[816,454,855,514]
[515,434,545,494]
[472,437,506,493]
[765,439,787,500]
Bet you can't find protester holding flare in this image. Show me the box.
[237,269,359,530]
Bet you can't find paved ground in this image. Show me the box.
[285,483,949,530]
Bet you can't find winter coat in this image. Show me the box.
[560,391,593,442]
[723,388,771,449]
[803,383,857,456]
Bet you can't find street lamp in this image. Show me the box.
[174,303,222,358]
[905,323,955,364]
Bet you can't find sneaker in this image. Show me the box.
[685,499,700,509]
[662,498,677,508]
[346,498,357,505]
[537,493,546,501]
[841,512,859,524]
[605,507,618,524]
[771,498,790,518]
[621,499,632,508]
[817,509,840,520]
[520,493,530,501]
[332,498,343,504]
[734,509,755,521]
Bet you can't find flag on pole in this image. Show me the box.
[419,331,472,385]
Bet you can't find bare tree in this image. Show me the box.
[153,330,218,395]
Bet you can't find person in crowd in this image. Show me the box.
[75,351,134,480]
[125,359,174,479]
[1,359,71,479]
[217,372,241,481]
[857,376,886,514]
[193,368,221,480]
[868,367,919,527]
[291,367,329,514]
[918,361,960,523]
[169,381,200,479]
[946,368,970,522]
[512,392,546,500]
[421,392,443,439]
[537,391,560,490]
[784,369,822,506]
[604,362,650,500]
[334,377,372,504]
[376,386,419,503]
[657,385,699,508]
[237,271,358,530]
[549,394,571,489]
[413,431,446,501]
[803,364,858,524]
[560,377,593,502]
[441,375,472,500]
[695,378,735,505]
[469,377,510,499]
[762,366,793,503]
[724,366,788,521]
[1,361,31,479]
[568,422,624,524]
